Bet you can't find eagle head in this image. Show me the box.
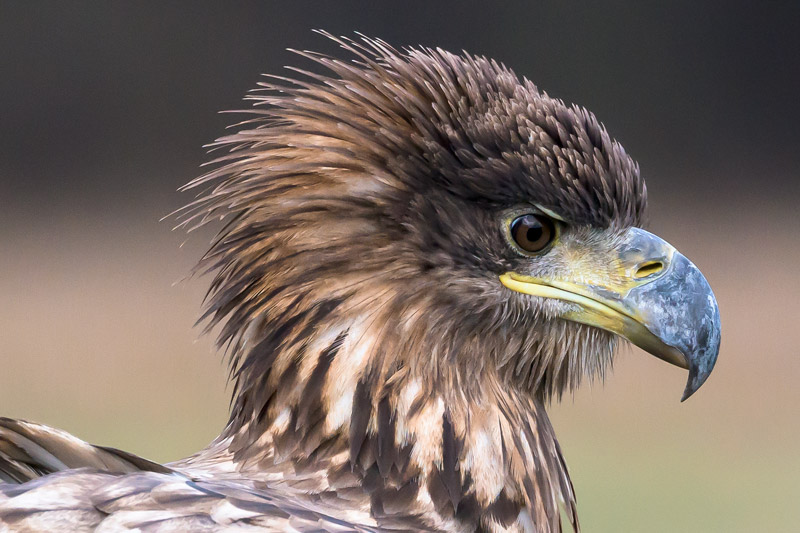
[179,33,720,531]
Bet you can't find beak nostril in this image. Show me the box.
[635,261,664,279]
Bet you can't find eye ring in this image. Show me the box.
[509,214,556,254]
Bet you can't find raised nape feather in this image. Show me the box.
[1,33,647,532]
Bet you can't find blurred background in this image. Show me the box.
[1,1,798,531]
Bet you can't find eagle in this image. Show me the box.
[0,34,720,532]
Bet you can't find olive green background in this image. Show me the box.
[1,2,798,531]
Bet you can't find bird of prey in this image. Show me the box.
[0,34,720,532]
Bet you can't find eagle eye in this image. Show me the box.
[510,214,555,254]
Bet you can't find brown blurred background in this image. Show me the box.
[1,2,798,531]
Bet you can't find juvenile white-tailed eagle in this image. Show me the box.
[0,34,720,532]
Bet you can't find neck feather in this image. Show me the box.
[213,298,578,532]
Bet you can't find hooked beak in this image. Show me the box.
[500,227,720,400]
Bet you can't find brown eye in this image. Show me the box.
[510,214,555,253]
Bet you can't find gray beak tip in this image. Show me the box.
[681,367,709,402]
[679,301,721,402]
[679,342,720,402]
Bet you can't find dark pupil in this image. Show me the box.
[525,223,543,243]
